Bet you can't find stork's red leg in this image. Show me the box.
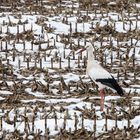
[99,89,105,111]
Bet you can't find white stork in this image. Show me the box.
[77,46,124,111]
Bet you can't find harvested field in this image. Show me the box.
[0,0,140,139]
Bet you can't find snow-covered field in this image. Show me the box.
[0,0,140,139]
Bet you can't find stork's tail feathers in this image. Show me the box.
[113,83,124,96]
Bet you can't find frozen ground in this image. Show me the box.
[0,0,140,139]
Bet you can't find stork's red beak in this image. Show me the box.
[76,48,86,54]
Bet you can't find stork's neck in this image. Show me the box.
[87,49,94,61]
[86,48,98,75]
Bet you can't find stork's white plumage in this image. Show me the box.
[78,46,124,111]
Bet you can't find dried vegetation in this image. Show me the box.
[0,0,140,139]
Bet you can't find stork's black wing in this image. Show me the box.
[96,76,124,96]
